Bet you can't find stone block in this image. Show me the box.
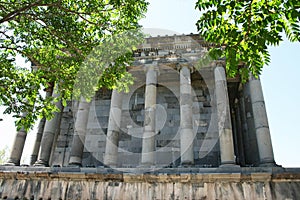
[94,100,102,106]
[86,128,102,135]
[85,134,106,141]
[196,106,212,114]
[157,131,179,140]
[156,152,174,165]
[157,140,180,149]
[86,121,103,129]
[60,118,71,127]
[129,146,142,153]
[119,141,131,148]
[203,101,211,107]
[57,135,69,141]
[136,115,144,122]
[204,131,219,139]
[98,141,105,148]
[128,127,143,137]
[194,139,202,147]
[84,145,103,154]
[196,132,206,140]
[173,114,180,121]
[193,101,203,108]
[194,89,204,96]
[166,120,175,127]
[194,119,208,127]
[193,114,200,120]
[118,152,140,166]
[196,96,206,102]
[195,126,208,134]
[97,116,109,124]
[102,100,111,106]
[95,107,110,116]
[56,141,68,148]
[51,151,64,166]
[90,152,104,163]
[159,127,173,135]
[168,109,180,115]
[198,138,219,152]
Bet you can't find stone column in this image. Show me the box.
[68,97,91,166]
[5,119,27,166]
[179,65,194,165]
[34,91,63,167]
[30,118,46,165]
[103,89,123,167]
[239,92,251,165]
[214,63,236,166]
[240,85,260,165]
[234,99,246,166]
[249,74,275,166]
[30,89,53,165]
[6,69,50,166]
[141,63,159,166]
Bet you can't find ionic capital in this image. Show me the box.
[144,61,160,75]
[214,60,226,68]
[176,63,194,73]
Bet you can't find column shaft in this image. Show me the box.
[241,85,260,165]
[30,89,53,165]
[214,65,236,166]
[141,64,158,166]
[6,125,27,166]
[234,100,246,166]
[6,63,40,166]
[239,92,251,165]
[179,65,194,165]
[34,91,63,166]
[68,97,91,166]
[30,118,46,165]
[249,75,275,165]
[104,89,123,167]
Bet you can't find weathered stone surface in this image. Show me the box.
[0,168,300,200]
[8,34,276,171]
[214,65,236,166]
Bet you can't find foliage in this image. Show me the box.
[0,0,148,130]
[196,0,300,80]
[73,30,143,102]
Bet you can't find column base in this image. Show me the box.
[30,155,38,166]
[138,163,156,168]
[33,160,49,167]
[104,163,117,168]
[219,163,240,168]
[68,156,83,167]
[3,159,19,166]
[103,156,118,168]
[180,161,194,167]
[68,162,82,167]
[259,161,280,167]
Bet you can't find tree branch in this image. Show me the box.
[0,0,60,24]
[58,6,98,25]
[0,45,42,69]
[245,0,253,39]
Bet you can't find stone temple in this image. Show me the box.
[1,34,300,199]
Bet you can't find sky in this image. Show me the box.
[1,0,300,167]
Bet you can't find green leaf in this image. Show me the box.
[0,0,149,129]
[196,0,300,79]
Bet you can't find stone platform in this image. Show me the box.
[0,166,300,199]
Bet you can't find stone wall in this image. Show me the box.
[0,167,300,199]
[50,68,221,168]
[14,34,268,169]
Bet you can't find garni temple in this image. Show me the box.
[0,34,300,199]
